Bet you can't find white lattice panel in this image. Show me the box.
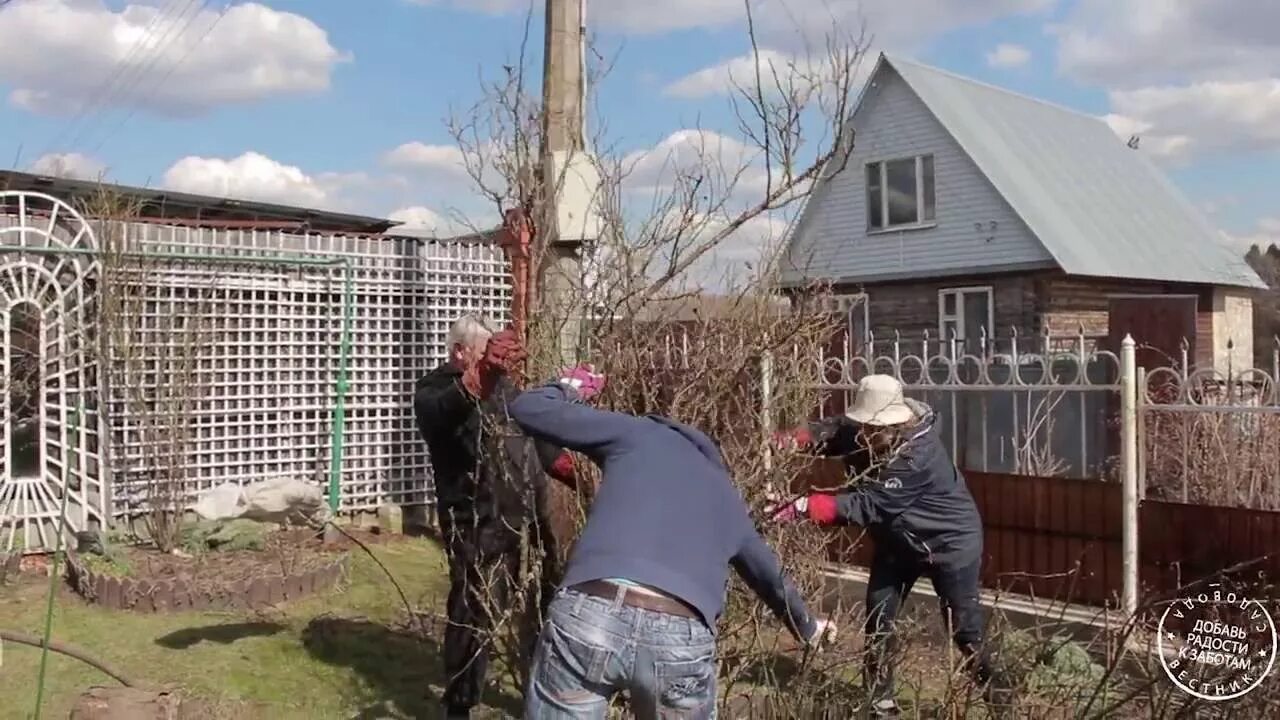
[0,193,106,554]
[106,223,510,517]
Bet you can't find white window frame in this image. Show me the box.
[937,286,994,344]
[866,154,936,232]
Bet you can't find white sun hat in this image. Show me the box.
[845,374,916,427]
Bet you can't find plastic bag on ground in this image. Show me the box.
[189,478,330,526]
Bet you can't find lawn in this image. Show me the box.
[0,535,522,719]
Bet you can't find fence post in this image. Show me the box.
[1120,334,1139,617]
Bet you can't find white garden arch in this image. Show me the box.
[0,191,104,553]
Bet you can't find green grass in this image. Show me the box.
[0,536,521,719]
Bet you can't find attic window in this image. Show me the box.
[867,154,935,231]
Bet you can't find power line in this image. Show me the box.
[36,0,184,160]
[88,2,230,157]
[65,0,208,153]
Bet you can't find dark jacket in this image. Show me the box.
[809,399,983,566]
[413,362,569,528]
[507,382,818,642]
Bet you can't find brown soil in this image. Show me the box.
[98,529,341,593]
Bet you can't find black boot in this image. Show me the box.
[443,704,471,720]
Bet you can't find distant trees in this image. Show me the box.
[1245,243,1280,368]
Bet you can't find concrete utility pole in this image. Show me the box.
[540,0,602,366]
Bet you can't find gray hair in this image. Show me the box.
[446,314,494,353]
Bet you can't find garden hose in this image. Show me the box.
[0,629,136,688]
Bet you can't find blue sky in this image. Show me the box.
[0,0,1276,251]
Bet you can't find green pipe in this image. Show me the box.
[329,262,354,513]
[33,403,79,719]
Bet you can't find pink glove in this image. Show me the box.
[558,363,606,402]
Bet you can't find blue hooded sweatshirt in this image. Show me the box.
[507,382,818,642]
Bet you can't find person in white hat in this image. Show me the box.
[770,374,998,718]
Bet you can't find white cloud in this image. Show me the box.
[1105,81,1280,157]
[0,1,347,116]
[663,50,794,99]
[29,152,106,180]
[1221,217,1280,255]
[161,152,362,209]
[986,43,1030,69]
[1100,113,1192,162]
[387,205,476,237]
[1052,0,1280,89]
[382,142,468,175]
[664,211,794,291]
[622,129,760,197]
[413,0,1050,46]
[1050,1,1280,161]
[661,47,872,104]
[616,128,809,289]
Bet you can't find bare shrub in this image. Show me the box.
[87,192,218,552]
[432,3,1280,717]
[1142,369,1280,509]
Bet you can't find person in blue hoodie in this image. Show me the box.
[505,364,834,720]
[770,374,996,718]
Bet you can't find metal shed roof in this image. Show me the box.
[802,54,1265,289]
[0,170,397,234]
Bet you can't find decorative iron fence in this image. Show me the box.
[1138,339,1280,510]
[798,330,1122,479]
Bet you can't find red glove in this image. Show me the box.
[482,329,526,374]
[771,427,813,451]
[547,452,577,486]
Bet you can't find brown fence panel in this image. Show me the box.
[1139,500,1280,600]
[805,463,1123,607]
[967,472,1122,607]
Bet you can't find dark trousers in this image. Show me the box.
[440,512,561,713]
[863,549,993,707]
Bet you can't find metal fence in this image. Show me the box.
[801,330,1122,479]
[0,191,511,552]
[1138,340,1280,510]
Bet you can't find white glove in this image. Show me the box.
[808,618,838,648]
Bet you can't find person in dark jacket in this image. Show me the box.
[507,364,835,720]
[414,315,580,720]
[769,374,994,718]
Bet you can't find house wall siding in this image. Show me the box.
[843,272,1227,366]
[785,64,1055,284]
[845,273,1041,346]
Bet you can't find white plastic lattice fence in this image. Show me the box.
[103,222,511,519]
[0,205,510,551]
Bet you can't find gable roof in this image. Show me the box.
[789,54,1265,290]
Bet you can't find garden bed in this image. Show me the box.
[65,527,351,613]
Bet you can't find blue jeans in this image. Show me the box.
[524,588,718,719]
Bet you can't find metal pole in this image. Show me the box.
[1120,334,1139,617]
[761,343,774,473]
[329,261,354,514]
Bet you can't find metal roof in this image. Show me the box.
[0,170,397,234]
[805,54,1265,289]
